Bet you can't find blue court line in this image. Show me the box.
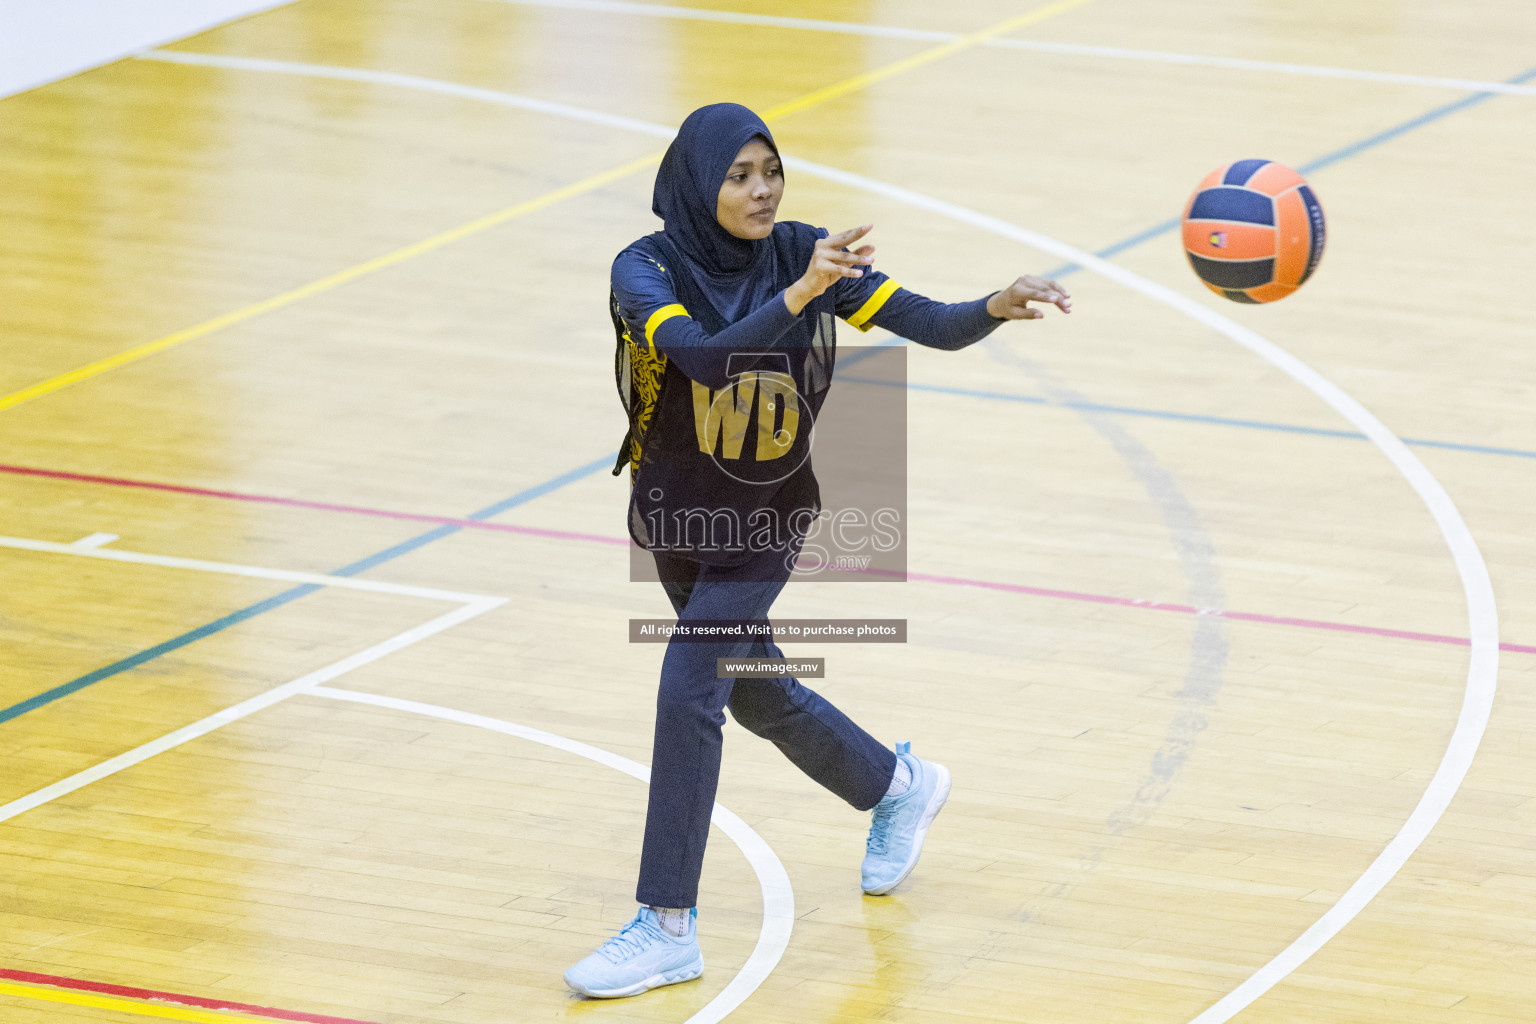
[0,455,613,726]
[839,375,1536,459]
[10,62,1534,728]
[1042,63,1536,278]
[835,334,906,369]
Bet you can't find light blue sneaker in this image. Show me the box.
[564,906,704,998]
[861,741,951,895]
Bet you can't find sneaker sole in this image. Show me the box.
[564,955,705,999]
[862,762,952,896]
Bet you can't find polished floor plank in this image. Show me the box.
[2,0,1534,1021]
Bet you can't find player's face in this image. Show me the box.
[716,139,783,240]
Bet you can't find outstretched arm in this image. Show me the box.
[829,227,1071,350]
[848,276,1071,351]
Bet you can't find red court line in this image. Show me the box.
[902,571,1536,654]
[4,461,1532,656]
[0,967,382,1024]
[0,462,625,546]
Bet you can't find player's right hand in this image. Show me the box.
[786,225,875,314]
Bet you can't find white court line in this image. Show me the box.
[488,0,1536,97]
[309,686,794,1024]
[120,56,1503,1023]
[783,163,1499,1024]
[0,533,491,605]
[0,598,503,823]
[988,38,1536,95]
[1,532,792,1022]
[0,534,506,822]
[493,0,950,40]
[138,48,678,137]
[70,531,119,549]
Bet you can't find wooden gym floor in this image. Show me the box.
[2,1,1534,1022]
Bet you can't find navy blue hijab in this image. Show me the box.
[653,103,781,319]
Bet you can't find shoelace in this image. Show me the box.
[866,798,899,856]
[597,912,669,963]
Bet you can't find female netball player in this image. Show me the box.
[565,103,1070,998]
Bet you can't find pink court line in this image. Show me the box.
[0,967,383,1024]
[3,461,1531,656]
[0,461,625,547]
[900,570,1536,655]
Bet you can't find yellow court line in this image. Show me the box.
[0,979,281,1023]
[760,0,1097,120]
[0,152,663,414]
[0,0,1097,414]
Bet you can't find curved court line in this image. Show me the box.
[835,377,1536,458]
[1042,61,1536,279]
[94,55,1503,1021]
[306,686,794,1024]
[0,1,1093,417]
[139,48,681,135]
[982,349,1230,849]
[496,0,955,41]
[987,37,1536,95]
[493,0,1536,97]
[0,547,790,1022]
[0,148,664,415]
[786,160,1500,1023]
[752,0,1097,122]
[137,49,680,135]
[0,596,505,823]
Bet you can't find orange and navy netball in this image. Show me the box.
[1181,159,1326,303]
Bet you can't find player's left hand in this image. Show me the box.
[986,276,1072,320]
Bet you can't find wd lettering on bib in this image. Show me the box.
[692,372,800,462]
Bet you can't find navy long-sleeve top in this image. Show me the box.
[612,226,1004,391]
[611,221,1005,565]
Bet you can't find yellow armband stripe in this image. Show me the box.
[844,279,902,332]
[644,304,689,352]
